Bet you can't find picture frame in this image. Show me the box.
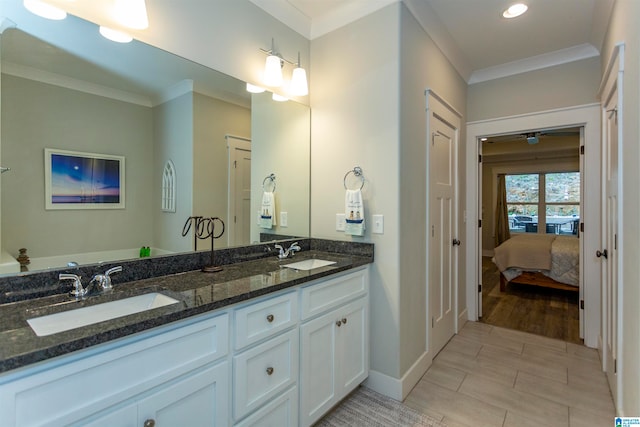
[44,148,125,210]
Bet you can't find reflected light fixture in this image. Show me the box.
[23,0,67,20]
[272,93,288,102]
[99,26,133,43]
[114,0,149,29]
[289,52,308,96]
[502,3,528,18]
[246,83,266,93]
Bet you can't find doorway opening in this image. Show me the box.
[478,127,582,343]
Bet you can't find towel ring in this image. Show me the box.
[262,173,276,192]
[343,166,365,190]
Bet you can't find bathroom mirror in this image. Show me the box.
[0,12,310,275]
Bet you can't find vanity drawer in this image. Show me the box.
[300,268,368,320]
[234,386,297,427]
[233,291,298,350]
[233,329,298,421]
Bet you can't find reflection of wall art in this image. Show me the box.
[44,148,125,210]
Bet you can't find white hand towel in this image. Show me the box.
[260,191,276,229]
[345,189,365,236]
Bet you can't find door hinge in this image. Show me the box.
[580,145,585,155]
[614,359,617,374]
[234,215,237,224]
[580,222,584,233]
[580,300,584,310]
[233,160,237,168]
[615,234,617,250]
[431,317,434,328]
[478,284,482,293]
[478,154,482,163]
[479,219,482,228]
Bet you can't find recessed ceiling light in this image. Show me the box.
[502,3,528,18]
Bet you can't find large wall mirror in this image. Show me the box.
[0,11,310,276]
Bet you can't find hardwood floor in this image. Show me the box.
[480,257,581,344]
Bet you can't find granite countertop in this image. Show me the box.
[0,250,372,374]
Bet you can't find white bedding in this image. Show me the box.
[493,235,579,287]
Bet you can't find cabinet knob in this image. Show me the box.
[336,320,342,327]
[342,318,348,325]
[266,367,274,375]
[144,420,156,427]
[266,314,275,323]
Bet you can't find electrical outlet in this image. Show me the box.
[280,211,288,227]
[372,214,384,234]
[336,213,346,231]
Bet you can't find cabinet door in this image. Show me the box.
[73,404,137,427]
[299,309,338,427]
[137,362,229,427]
[335,297,368,398]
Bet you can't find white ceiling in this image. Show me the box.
[250,0,615,83]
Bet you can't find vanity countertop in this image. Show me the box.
[0,250,372,374]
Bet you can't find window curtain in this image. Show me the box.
[495,174,511,246]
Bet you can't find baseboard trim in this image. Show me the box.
[364,351,432,401]
[458,308,469,327]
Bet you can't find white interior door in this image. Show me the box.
[599,44,624,406]
[477,141,483,318]
[227,136,251,246]
[428,112,459,356]
[602,93,619,403]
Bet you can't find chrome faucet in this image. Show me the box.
[59,266,123,298]
[275,242,301,259]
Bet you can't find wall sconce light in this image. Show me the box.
[23,0,67,20]
[246,83,266,94]
[260,38,308,96]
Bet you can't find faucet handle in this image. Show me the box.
[101,266,122,290]
[60,273,86,298]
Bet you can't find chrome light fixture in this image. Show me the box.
[260,38,308,96]
[290,52,309,96]
[23,0,67,20]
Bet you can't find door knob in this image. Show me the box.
[596,249,608,259]
[143,420,155,427]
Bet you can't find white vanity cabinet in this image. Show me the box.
[0,313,229,427]
[299,268,369,427]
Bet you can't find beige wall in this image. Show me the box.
[601,0,640,416]
[251,92,310,243]
[399,5,467,380]
[467,57,601,122]
[311,3,467,395]
[193,91,251,249]
[481,155,579,254]
[1,75,154,258]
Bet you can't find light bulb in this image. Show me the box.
[114,0,149,29]
[263,55,283,87]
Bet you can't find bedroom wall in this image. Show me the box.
[481,155,580,255]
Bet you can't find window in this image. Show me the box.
[506,172,579,234]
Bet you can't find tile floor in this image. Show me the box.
[404,321,616,427]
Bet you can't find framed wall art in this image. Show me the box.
[44,148,125,210]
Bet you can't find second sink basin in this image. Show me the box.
[282,259,336,271]
[27,292,180,337]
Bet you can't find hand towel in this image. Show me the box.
[260,191,276,229]
[345,189,365,236]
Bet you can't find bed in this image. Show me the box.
[492,234,579,292]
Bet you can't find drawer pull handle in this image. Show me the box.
[342,318,348,325]
[266,314,275,323]
[266,367,274,375]
[144,419,156,427]
[336,320,342,327]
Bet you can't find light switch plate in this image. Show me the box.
[336,213,346,231]
[280,211,288,227]
[372,214,384,234]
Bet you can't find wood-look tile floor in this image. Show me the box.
[404,322,615,427]
[480,257,581,343]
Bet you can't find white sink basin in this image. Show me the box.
[27,292,180,337]
[282,259,336,271]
